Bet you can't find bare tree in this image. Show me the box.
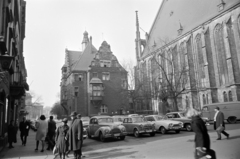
[150,40,189,112]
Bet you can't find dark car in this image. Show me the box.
[87,116,127,142]
[81,116,90,139]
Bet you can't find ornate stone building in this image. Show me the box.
[60,32,129,116]
[0,0,28,150]
[135,0,240,113]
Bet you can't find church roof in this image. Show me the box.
[142,0,239,57]
[72,42,97,71]
[66,49,82,70]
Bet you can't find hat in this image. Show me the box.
[77,114,81,118]
[70,111,77,116]
[215,107,220,110]
[62,118,68,123]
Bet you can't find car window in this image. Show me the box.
[155,116,163,120]
[90,118,96,124]
[128,118,132,123]
[145,116,154,121]
[123,118,128,123]
[81,117,90,122]
[172,114,180,118]
[132,117,145,123]
[166,114,173,118]
[202,106,209,111]
[98,118,113,123]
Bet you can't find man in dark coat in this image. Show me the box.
[19,116,30,146]
[47,116,56,150]
[68,111,83,159]
[214,107,229,140]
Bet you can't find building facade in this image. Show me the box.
[60,32,129,116]
[135,0,240,113]
[0,0,28,151]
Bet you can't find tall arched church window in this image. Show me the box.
[195,34,205,88]
[172,46,179,79]
[214,24,228,86]
[223,91,228,102]
[228,91,233,101]
[203,94,206,105]
[148,59,151,80]
[185,96,189,108]
[238,15,240,35]
[179,43,185,69]
[206,94,209,104]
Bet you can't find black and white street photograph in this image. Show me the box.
[0,0,240,159]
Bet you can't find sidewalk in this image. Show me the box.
[0,128,240,159]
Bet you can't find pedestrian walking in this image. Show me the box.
[19,116,30,146]
[68,111,83,159]
[8,120,17,149]
[35,115,48,152]
[55,118,69,159]
[47,116,56,150]
[186,108,216,159]
[214,107,229,140]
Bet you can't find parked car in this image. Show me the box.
[122,116,156,137]
[165,112,210,132]
[202,102,240,124]
[81,116,90,139]
[87,116,127,142]
[111,115,128,125]
[145,115,183,134]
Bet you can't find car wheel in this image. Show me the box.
[134,129,140,138]
[120,136,125,140]
[160,127,166,134]
[175,130,180,134]
[227,117,237,124]
[150,132,155,136]
[185,124,192,132]
[99,132,106,142]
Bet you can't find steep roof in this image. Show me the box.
[72,42,97,71]
[142,0,240,57]
[66,49,82,70]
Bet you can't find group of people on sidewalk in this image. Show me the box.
[186,106,230,159]
[7,111,84,159]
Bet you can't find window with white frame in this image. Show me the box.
[102,72,110,80]
[78,74,83,81]
[92,85,102,96]
[100,105,108,113]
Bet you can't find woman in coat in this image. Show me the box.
[55,118,69,159]
[8,120,16,148]
[186,108,215,159]
[35,115,48,152]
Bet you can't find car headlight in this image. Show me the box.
[168,123,173,128]
[104,129,110,134]
[139,124,143,129]
[179,122,183,127]
[121,127,126,132]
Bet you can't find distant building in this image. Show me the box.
[25,92,43,120]
[135,0,240,114]
[60,32,129,116]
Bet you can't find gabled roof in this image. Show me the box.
[142,0,240,57]
[72,42,97,71]
[65,49,82,70]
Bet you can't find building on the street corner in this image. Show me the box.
[60,31,129,116]
[0,0,28,151]
[135,0,240,114]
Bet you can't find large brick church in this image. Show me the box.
[60,31,129,116]
[135,0,240,113]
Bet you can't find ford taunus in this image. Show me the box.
[165,112,210,132]
[122,116,156,137]
[87,116,127,142]
[145,115,183,134]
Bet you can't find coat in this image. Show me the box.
[215,111,225,129]
[8,124,16,143]
[35,120,48,141]
[48,120,56,136]
[19,120,30,136]
[68,118,83,151]
[55,124,69,153]
[191,116,210,150]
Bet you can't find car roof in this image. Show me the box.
[166,112,183,114]
[91,115,111,119]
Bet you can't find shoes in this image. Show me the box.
[40,149,44,152]
[35,148,38,151]
[46,148,50,150]
[8,146,14,148]
[216,138,221,140]
[227,134,230,139]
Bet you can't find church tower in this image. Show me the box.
[82,31,89,51]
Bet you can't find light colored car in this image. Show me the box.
[122,116,156,138]
[145,115,183,134]
[111,115,128,125]
[87,116,127,142]
[81,116,90,139]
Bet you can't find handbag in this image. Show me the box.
[53,145,59,156]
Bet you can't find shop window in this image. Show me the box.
[223,91,228,102]
[228,91,233,101]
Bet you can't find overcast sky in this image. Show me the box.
[24,0,162,107]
